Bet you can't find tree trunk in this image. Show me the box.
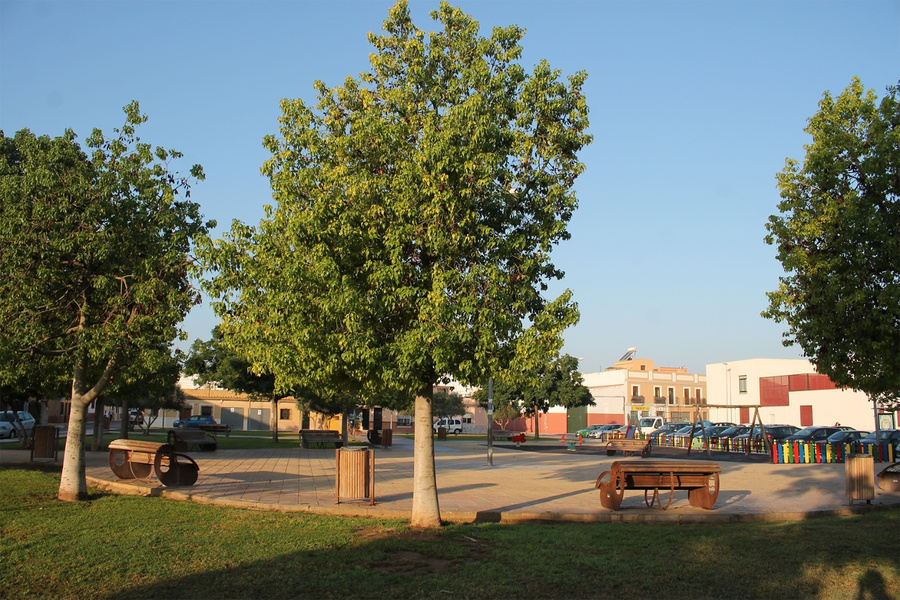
[411,389,441,528]
[90,398,104,452]
[534,411,541,440]
[271,396,279,443]
[341,407,349,445]
[58,396,90,502]
[120,399,130,439]
[58,354,116,502]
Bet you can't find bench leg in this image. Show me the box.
[688,472,720,509]
[644,473,677,509]
[596,470,624,510]
[155,449,199,487]
[108,449,152,480]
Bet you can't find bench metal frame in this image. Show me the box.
[595,460,721,510]
[108,439,199,487]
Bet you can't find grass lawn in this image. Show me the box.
[1,466,897,599]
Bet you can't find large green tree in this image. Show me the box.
[184,327,287,442]
[474,353,594,439]
[200,1,590,527]
[764,78,899,414]
[0,102,212,501]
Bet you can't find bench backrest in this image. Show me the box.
[613,460,721,474]
[109,439,167,453]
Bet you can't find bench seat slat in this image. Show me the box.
[614,460,721,474]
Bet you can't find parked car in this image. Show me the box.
[858,429,900,446]
[784,426,843,442]
[575,424,606,438]
[433,417,463,434]
[0,411,36,439]
[173,415,217,429]
[128,409,145,428]
[710,425,750,441]
[637,416,665,431]
[588,424,625,438]
[826,430,869,444]
[733,425,800,443]
[648,422,687,443]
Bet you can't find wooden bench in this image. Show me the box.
[300,430,343,449]
[595,460,722,510]
[167,429,217,452]
[605,438,651,458]
[199,423,231,437]
[108,439,199,487]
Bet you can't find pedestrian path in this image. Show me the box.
[3,437,897,523]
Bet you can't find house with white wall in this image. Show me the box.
[705,358,887,431]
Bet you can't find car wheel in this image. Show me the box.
[10,429,17,439]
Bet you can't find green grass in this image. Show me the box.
[1,467,897,599]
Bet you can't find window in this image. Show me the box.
[667,388,675,404]
[280,409,291,420]
[463,415,472,424]
[632,385,640,398]
[800,405,813,427]
[201,406,213,416]
[739,376,748,394]
[397,415,412,427]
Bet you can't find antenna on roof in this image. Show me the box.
[619,347,637,361]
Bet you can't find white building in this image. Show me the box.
[705,358,887,431]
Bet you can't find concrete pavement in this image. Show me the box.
[3,435,897,523]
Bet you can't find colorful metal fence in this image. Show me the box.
[770,441,896,464]
[645,434,896,464]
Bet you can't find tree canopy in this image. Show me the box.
[764,78,899,410]
[0,101,212,500]
[474,353,593,438]
[199,1,590,527]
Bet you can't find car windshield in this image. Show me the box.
[792,428,816,439]
[718,427,744,436]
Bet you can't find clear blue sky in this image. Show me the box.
[2,0,897,374]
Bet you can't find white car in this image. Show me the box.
[0,411,36,439]
[433,418,463,434]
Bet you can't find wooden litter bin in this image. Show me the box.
[846,453,874,505]
[334,448,375,505]
[382,428,392,448]
[31,426,60,461]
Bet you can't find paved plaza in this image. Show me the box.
[3,435,898,523]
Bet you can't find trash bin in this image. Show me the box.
[382,428,392,448]
[31,426,60,461]
[437,426,447,440]
[846,453,875,505]
[334,447,374,505]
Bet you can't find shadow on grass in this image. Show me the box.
[97,512,900,600]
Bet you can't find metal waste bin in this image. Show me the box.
[846,453,874,505]
[31,426,60,461]
[334,447,374,505]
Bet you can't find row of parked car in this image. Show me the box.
[574,420,900,450]
[651,422,900,448]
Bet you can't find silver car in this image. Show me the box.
[0,411,36,439]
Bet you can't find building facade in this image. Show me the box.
[705,358,889,431]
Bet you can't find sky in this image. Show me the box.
[2,0,898,375]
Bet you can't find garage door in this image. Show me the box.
[248,407,270,431]
[220,407,244,431]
